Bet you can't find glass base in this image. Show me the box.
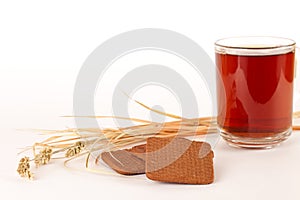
[220,127,292,149]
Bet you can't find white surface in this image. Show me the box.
[2,130,300,200]
[1,0,300,199]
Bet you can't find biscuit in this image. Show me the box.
[146,137,214,184]
[101,150,145,175]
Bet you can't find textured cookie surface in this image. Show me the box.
[146,137,214,184]
[101,150,145,175]
[126,144,146,153]
[125,144,146,161]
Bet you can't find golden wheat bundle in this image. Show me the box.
[17,99,300,180]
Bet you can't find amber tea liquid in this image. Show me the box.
[216,49,295,147]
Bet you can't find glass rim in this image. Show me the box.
[215,36,295,49]
[215,36,296,55]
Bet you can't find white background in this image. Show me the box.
[1,0,300,199]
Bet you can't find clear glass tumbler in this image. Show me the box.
[215,36,296,148]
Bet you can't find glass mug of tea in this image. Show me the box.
[215,36,296,149]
